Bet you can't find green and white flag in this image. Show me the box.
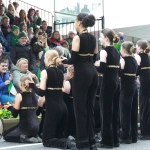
[8,82,17,96]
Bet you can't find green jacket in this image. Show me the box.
[10,65,39,91]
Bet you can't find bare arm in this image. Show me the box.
[62,81,71,94]
[120,57,125,70]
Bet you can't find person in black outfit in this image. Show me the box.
[3,75,41,143]
[95,28,120,148]
[25,50,77,149]
[60,13,98,150]
[63,66,76,137]
[119,41,138,144]
[135,40,150,140]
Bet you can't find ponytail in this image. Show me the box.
[144,46,150,54]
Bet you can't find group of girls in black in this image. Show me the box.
[2,12,150,150]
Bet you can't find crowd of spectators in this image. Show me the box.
[0,0,75,104]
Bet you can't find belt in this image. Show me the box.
[21,107,38,110]
[78,53,94,56]
[123,73,136,76]
[107,65,120,68]
[96,95,100,97]
[141,67,150,70]
[47,88,62,90]
[98,73,103,76]
[69,96,73,98]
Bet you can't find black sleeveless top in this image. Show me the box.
[19,92,39,135]
[121,56,138,82]
[76,33,96,64]
[139,52,150,88]
[103,46,120,86]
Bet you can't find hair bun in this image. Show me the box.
[82,14,96,28]
[113,36,120,43]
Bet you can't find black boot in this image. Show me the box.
[66,136,77,150]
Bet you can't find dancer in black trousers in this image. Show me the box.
[63,66,76,137]
[95,28,120,148]
[135,40,150,140]
[119,41,138,143]
[25,50,77,149]
[60,13,98,150]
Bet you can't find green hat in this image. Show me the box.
[19,31,27,39]
[12,25,19,32]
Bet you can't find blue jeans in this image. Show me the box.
[0,94,15,104]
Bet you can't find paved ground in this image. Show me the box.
[1,138,150,150]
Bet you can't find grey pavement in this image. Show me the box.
[1,138,150,150]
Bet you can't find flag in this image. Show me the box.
[8,81,17,96]
[37,64,41,80]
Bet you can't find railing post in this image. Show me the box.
[54,21,56,31]
[102,16,105,29]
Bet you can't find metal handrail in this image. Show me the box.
[4,0,54,28]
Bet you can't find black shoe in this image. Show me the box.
[120,138,131,144]
[132,140,137,143]
[98,143,113,149]
[20,134,38,143]
[140,135,150,140]
[114,143,120,147]
[90,144,98,150]
[67,136,77,150]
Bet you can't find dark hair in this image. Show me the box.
[137,40,150,53]
[42,20,47,24]
[77,13,95,28]
[0,59,7,64]
[101,28,119,45]
[61,40,69,48]
[122,41,134,55]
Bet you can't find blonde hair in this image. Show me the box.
[8,3,18,17]
[68,65,74,73]
[16,58,28,68]
[45,50,60,66]
[20,75,31,92]
[37,33,48,48]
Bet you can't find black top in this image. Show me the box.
[77,33,96,64]
[139,52,150,90]
[121,56,138,82]
[103,46,120,86]
[122,56,138,74]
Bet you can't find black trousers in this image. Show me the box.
[100,83,120,146]
[120,82,138,141]
[73,67,98,148]
[42,105,68,149]
[95,76,103,133]
[140,88,150,136]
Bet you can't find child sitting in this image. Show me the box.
[0,59,15,104]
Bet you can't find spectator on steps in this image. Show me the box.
[0,5,7,24]
[1,16,11,38]
[0,43,12,70]
[7,3,18,25]
[10,58,39,92]
[0,26,8,52]
[10,31,35,71]
[48,30,63,48]
[12,9,30,26]
[6,25,20,52]
[40,20,52,37]
[27,8,41,28]
[0,59,15,104]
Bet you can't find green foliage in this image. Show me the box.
[0,108,14,119]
